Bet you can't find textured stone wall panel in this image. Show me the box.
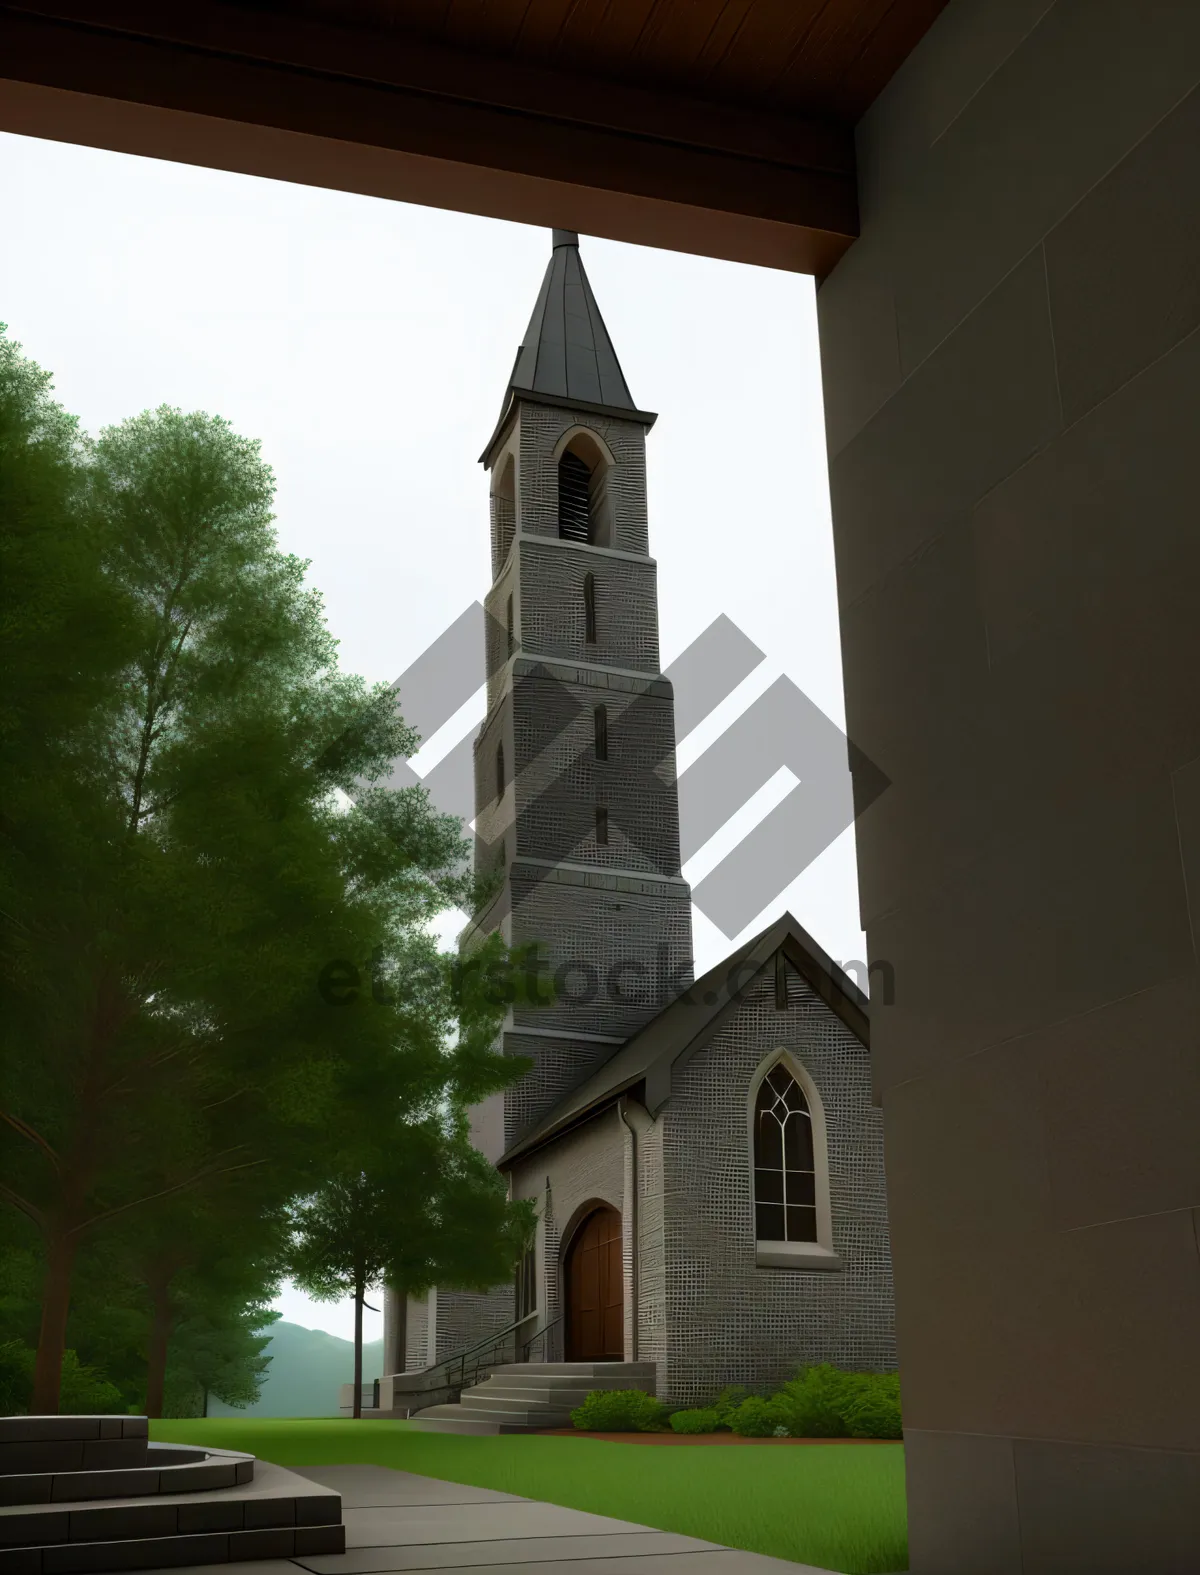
[661,967,895,1404]
[516,403,649,555]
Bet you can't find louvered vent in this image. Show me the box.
[558,451,592,541]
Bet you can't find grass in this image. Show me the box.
[151,1418,907,1575]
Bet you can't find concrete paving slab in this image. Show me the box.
[146,1562,300,1575]
[133,1465,856,1575]
[342,1502,652,1548]
[304,1556,835,1575]
[293,1469,526,1509]
[294,1530,724,1571]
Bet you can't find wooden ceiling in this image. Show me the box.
[0,0,951,274]
[261,0,944,121]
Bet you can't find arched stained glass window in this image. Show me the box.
[753,1064,817,1243]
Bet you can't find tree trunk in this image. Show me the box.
[32,1226,78,1414]
[352,1266,364,1421]
[145,1282,173,1419]
[383,1284,406,1377]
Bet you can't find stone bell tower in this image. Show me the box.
[466,229,694,1157]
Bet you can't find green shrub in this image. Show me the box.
[777,1363,854,1438]
[0,1344,122,1417]
[570,1387,667,1432]
[776,1365,902,1440]
[730,1395,791,1437]
[0,1340,33,1415]
[842,1373,902,1439]
[669,1406,720,1434]
[711,1384,748,1427]
[59,1351,124,1415]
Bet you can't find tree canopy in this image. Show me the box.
[0,329,529,1413]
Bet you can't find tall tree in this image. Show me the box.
[0,390,519,1411]
[288,1113,534,1418]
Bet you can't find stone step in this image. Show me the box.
[0,1445,251,1510]
[412,1404,571,1426]
[461,1384,608,1407]
[488,1362,654,1379]
[0,1519,345,1573]
[450,1395,575,1418]
[470,1374,652,1396]
[406,1418,535,1437]
[0,1459,344,1573]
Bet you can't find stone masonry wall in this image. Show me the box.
[661,965,895,1405]
[510,1106,626,1360]
[516,403,649,555]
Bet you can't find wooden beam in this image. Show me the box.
[0,2,858,274]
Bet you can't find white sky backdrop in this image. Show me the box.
[1,131,865,1346]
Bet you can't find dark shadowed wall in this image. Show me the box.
[816,2,1200,1570]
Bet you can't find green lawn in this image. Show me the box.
[151,1418,907,1575]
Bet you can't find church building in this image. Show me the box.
[392,231,896,1410]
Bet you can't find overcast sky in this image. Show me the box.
[1,129,864,1345]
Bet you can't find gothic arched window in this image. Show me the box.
[753,1064,816,1243]
[583,573,597,644]
[558,450,592,542]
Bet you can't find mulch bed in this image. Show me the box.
[538,1430,895,1445]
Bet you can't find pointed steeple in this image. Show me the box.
[511,230,637,410]
[481,230,654,464]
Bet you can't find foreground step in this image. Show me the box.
[0,1421,344,1574]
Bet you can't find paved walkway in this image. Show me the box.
[166,1463,839,1575]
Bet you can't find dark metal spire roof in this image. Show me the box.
[511,229,636,409]
[481,229,655,464]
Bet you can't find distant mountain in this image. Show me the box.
[207,1322,383,1418]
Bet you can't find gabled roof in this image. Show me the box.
[480,230,656,465]
[499,911,869,1168]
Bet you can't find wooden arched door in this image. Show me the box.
[564,1205,623,1361]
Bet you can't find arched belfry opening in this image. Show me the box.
[556,430,614,547]
[557,449,591,542]
[490,453,516,576]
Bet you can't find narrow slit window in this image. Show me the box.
[595,805,608,845]
[506,593,514,657]
[753,1065,816,1244]
[583,572,597,644]
[775,951,789,1011]
[594,704,608,760]
[495,743,505,803]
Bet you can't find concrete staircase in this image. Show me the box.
[408,1361,656,1435]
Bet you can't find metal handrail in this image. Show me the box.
[386,1309,565,1408]
[518,1313,564,1364]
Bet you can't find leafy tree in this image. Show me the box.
[0,391,520,1411]
[99,1177,286,1417]
[162,1304,279,1418]
[288,1114,534,1418]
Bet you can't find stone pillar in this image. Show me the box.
[817,2,1200,1570]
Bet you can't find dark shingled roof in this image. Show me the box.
[481,230,655,464]
[498,911,870,1169]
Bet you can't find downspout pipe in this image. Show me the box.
[618,1097,638,1362]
